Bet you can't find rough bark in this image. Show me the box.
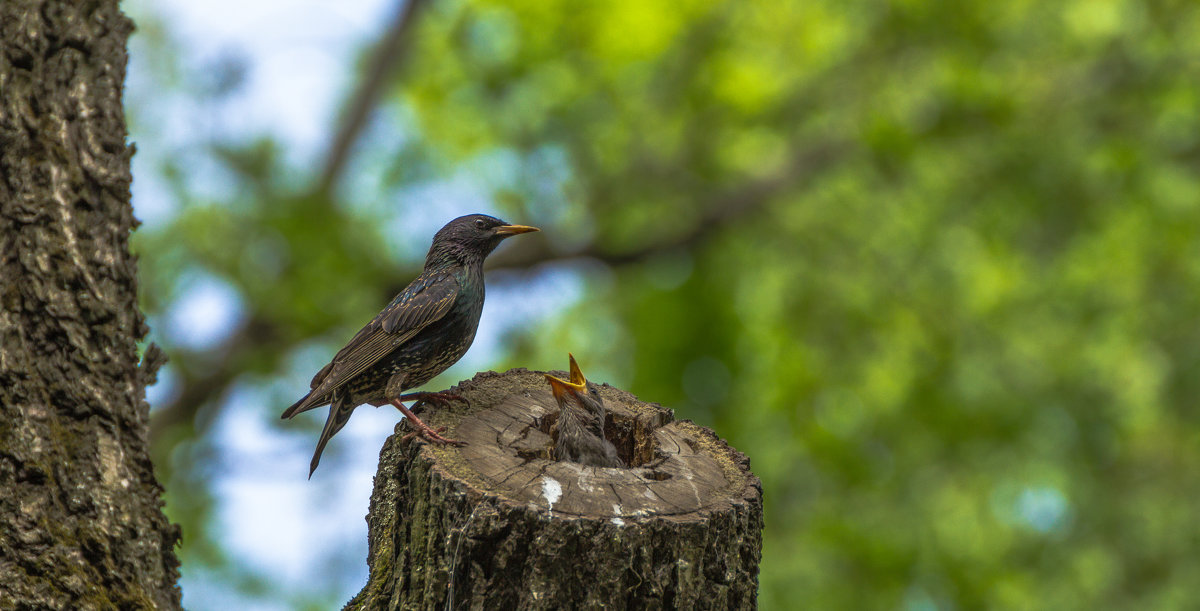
[347,369,763,610]
[0,0,182,608]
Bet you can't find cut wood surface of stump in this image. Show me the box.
[346,368,763,611]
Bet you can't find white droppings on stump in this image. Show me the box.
[541,476,562,512]
[611,504,625,527]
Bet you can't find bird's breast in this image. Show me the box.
[386,290,483,388]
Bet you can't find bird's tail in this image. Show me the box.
[308,395,354,478]
[281,393,308,419]
[283,361,335,419]
[282,391,328,420]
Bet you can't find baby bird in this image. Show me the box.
[544,354,624,468]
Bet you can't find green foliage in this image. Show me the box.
[134,0,1200,607]
[395,0,1200,607]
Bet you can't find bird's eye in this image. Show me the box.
[474,218,488,230]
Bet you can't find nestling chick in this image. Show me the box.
[544,354,624,468]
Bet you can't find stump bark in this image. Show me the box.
[346,368,763,610]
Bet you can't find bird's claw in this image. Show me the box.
[401,424,466,446]
[390,397,466,446]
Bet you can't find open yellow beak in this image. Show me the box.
[568,353,585,385]
[545,353,587,399]
[494,224,540,236]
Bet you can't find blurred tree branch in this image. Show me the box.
[315,0,427,195]
[148,138,848,448]
[149,317,279,444]
[488,140,848,270]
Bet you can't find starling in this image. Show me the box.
[545,354,624,468]
[282,214,539,477]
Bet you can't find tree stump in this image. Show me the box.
[345,368,763,610]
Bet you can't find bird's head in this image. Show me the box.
[427,214,538,267]
[544,353,604,412]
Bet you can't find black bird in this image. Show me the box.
[545,354,624,468]
[282,214,539,476]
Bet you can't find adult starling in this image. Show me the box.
[282,214,539,477]
[545,354,624,468]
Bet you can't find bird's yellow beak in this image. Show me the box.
[545,353,587,399]
[568,353,585,385]
[495,224,539,236]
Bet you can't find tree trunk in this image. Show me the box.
[0,1,182,608]
[347,369,763,610]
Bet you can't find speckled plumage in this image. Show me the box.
[282,214,538,476]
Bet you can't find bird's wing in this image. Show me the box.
[306,272,460,404]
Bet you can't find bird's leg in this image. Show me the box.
[388,399,465,446]
[384,373,466,446]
